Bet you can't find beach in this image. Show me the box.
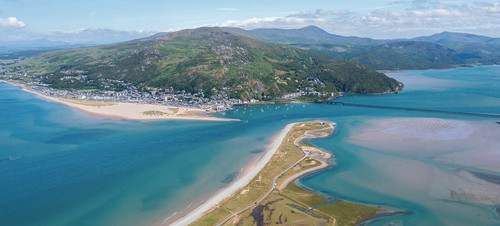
[167,122,296,225]
[168,121,340,225]
[1,80,238,122]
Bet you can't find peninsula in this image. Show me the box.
[166,121,392,225]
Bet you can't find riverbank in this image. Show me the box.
[1,80,239,121]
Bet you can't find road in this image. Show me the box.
[216,122,335,225]
[216,152,308,226]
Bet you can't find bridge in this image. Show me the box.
[326,101,500,119]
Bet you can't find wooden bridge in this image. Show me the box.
[326,101,500,119]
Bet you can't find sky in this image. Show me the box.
[0,0,499,43]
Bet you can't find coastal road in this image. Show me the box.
[172,122,333,226]
[216,152,308,226]
[169,123,296,226]
[215,124,340,225]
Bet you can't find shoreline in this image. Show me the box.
[169,121,337,225]
[166,123,296,226]
[156,129,287,225]
[0,80,239,122]
[167,123,297,225]
[180,121,395,225]
[277,124,335,191]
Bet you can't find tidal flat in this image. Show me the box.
[347,117,500,224]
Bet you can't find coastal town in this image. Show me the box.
[0,64,341,112]
[0,64,240,112]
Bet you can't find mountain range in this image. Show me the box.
[248,26,500,70]
[10,27,402,101]
[6,26,499,70]
[6,26,499,101]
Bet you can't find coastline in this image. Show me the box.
[167,123,297,225]
[0,80,239,122]
[169,121,342,225]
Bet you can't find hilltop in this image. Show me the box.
[9,27,402,101]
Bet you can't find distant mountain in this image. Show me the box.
[0,29,156,59]
[12,27,402,100]
[0,39,71,49]
[412,32,500,46]
[349,41,461,70]
[248,26,500,70]
[0,39,93,60]
[0,39,78,60]
[249,26,386,46]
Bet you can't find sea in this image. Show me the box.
[1,65,499,226]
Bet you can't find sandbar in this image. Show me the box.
[168,121,336,225]
[167,123,297,225]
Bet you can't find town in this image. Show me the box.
[0,64,340,112]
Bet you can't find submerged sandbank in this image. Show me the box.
[349,117,500,207]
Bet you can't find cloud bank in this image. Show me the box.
[0,28,155,43]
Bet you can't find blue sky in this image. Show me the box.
[0,0,499,42]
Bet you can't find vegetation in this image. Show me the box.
[249,26,500,70]
[169,107,179,114]
[318,201,380,225]
[142,110,167,116]
[12,27,402,100]
[59,98,115,107]
[191,121,382,226]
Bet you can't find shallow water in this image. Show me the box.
[0,65,499,225]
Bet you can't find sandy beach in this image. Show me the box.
[167,123,297,226]
[1,80,238,122]
[168,121,336,225]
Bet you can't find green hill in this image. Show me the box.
[350,41,461,70]
[14,27,402,100]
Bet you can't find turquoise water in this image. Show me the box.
[1,65,499,225]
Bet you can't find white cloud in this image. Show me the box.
[287,9,350,18]
[217,1,500,38]
[0,17,25,28]
[220,17,325,29]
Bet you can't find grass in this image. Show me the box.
[191,122,324,225]
[318,201,380,225]
[60,98,116,107]
[142,110,168,116]
[275,157,322,190]
[229,192,330,225]
[169,107,179,114]
[280,179,327,207]
[190,121,383,226]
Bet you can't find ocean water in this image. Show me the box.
[0,65,499,225]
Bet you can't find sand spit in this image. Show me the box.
[1,81,239,122]
[167,123,297,226]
